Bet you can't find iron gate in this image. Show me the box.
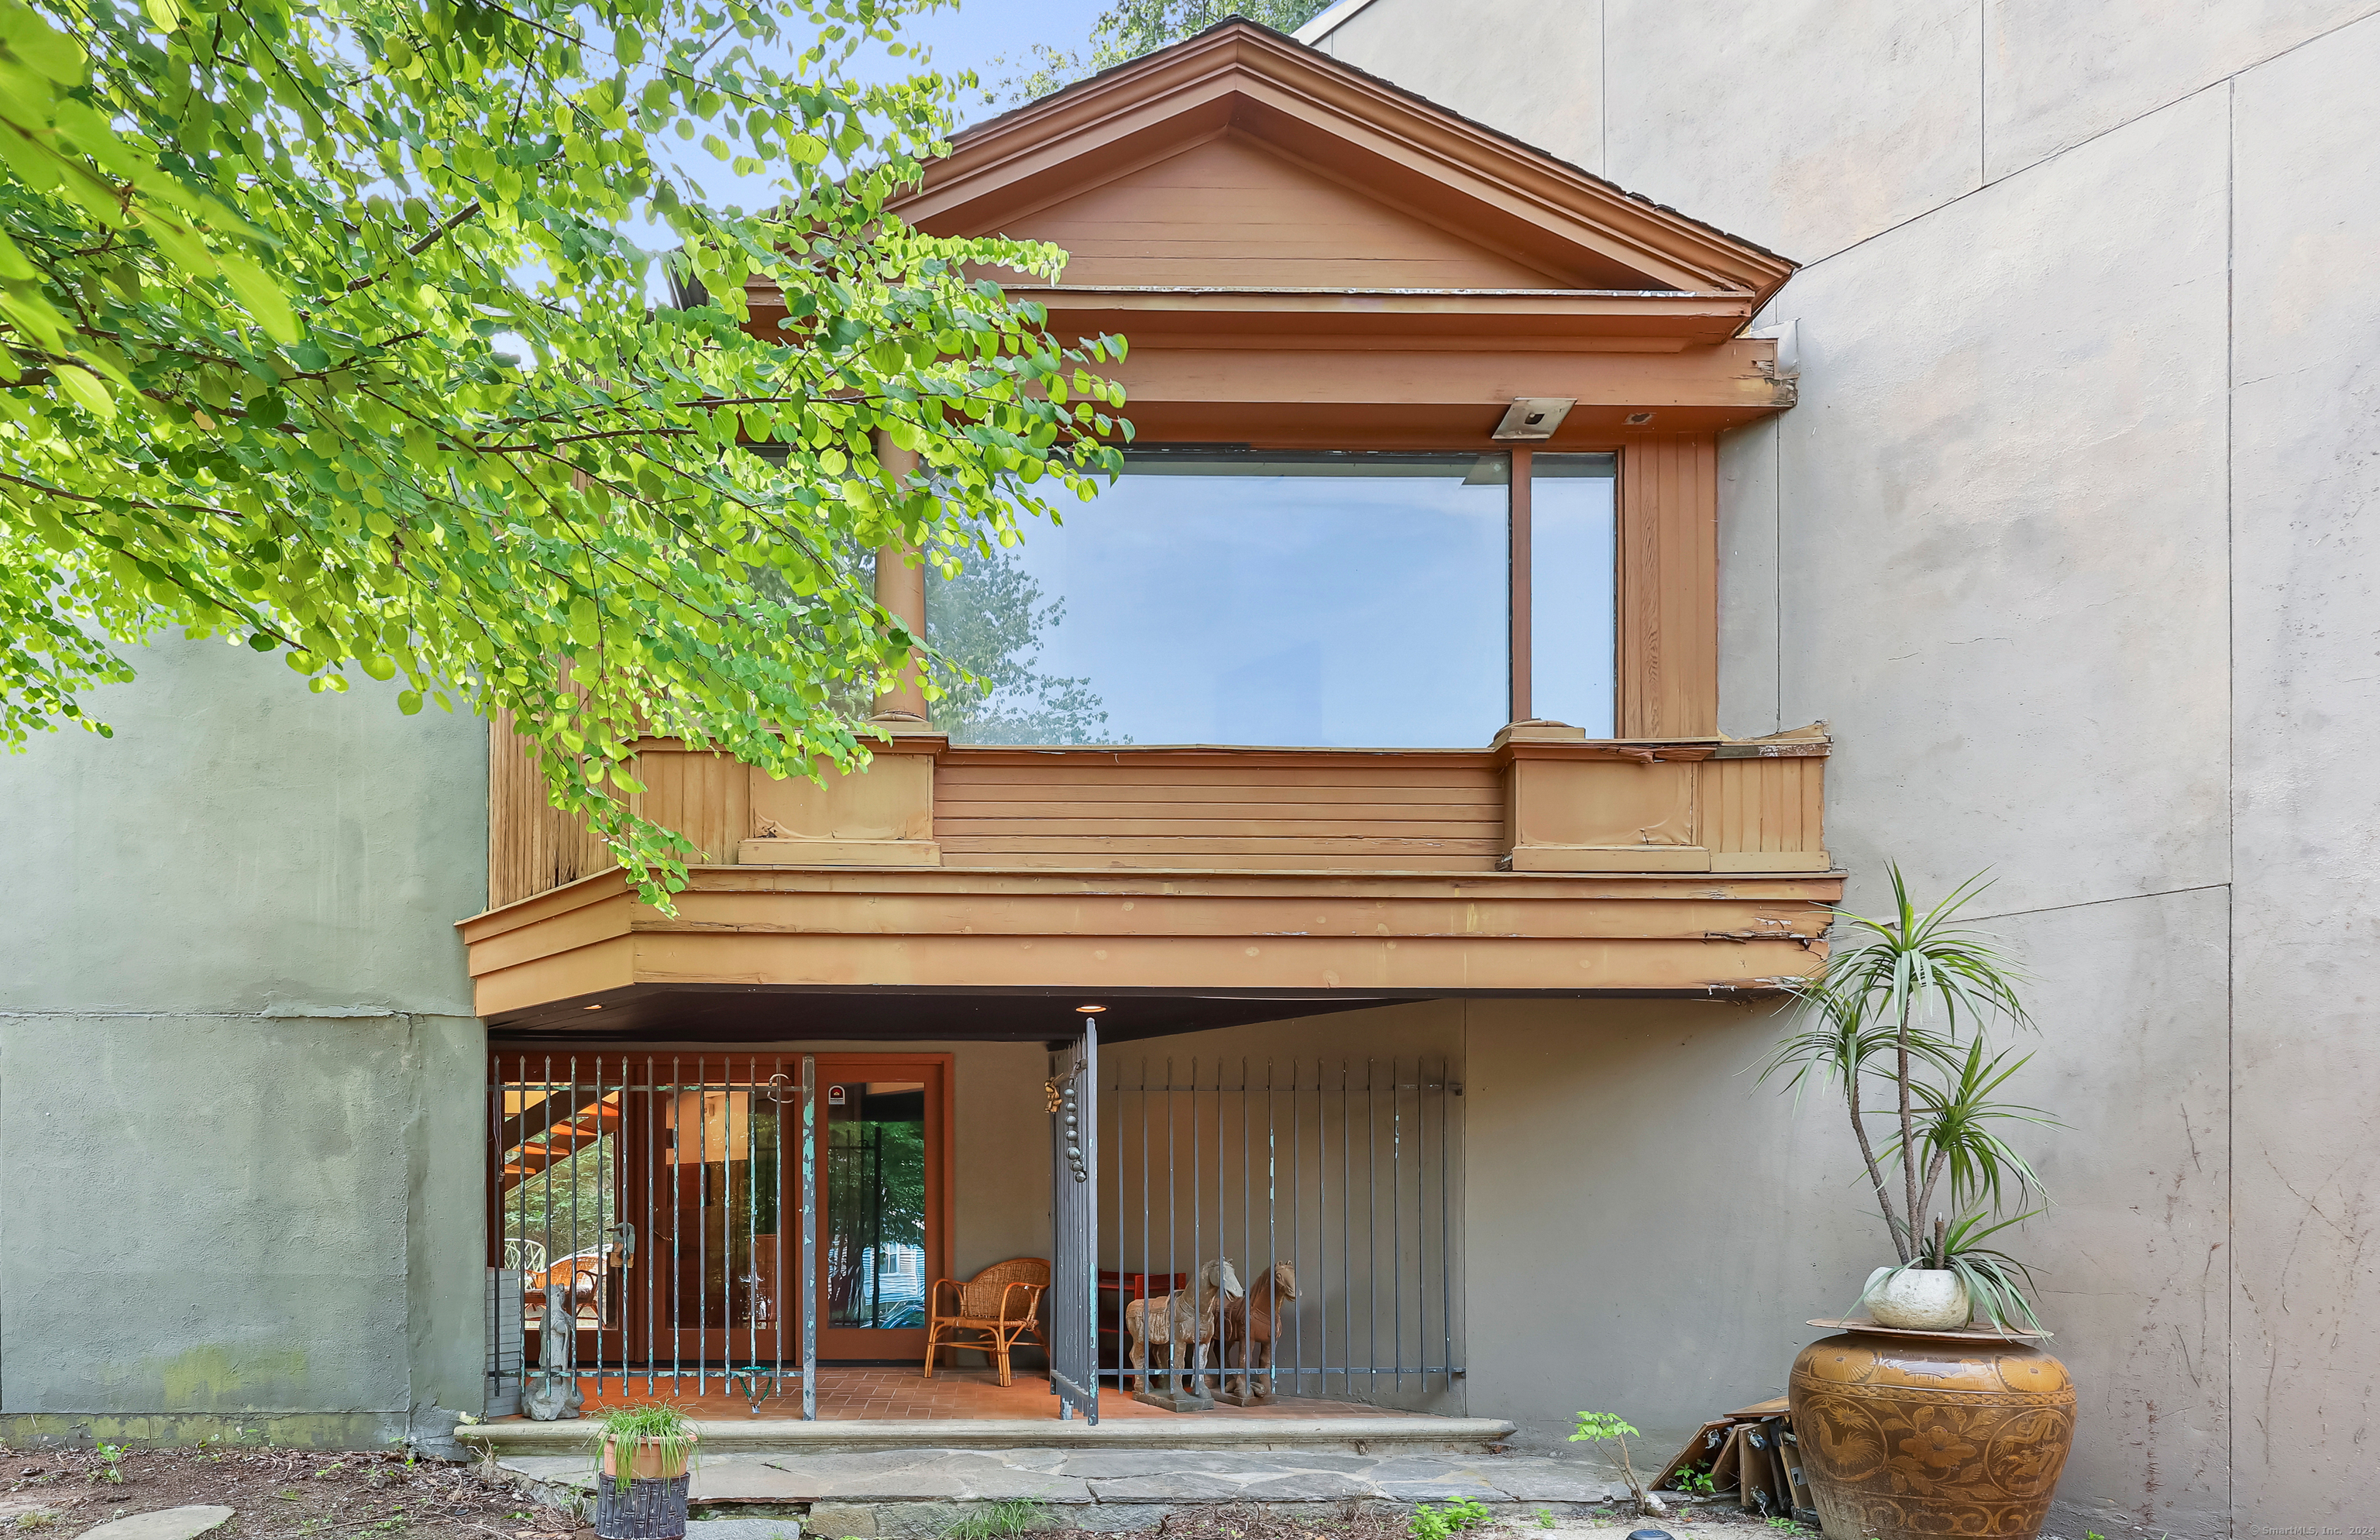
[1102,1057,1461,1406]
[1047,1023,1099,1420]
[489,1052,820,1415]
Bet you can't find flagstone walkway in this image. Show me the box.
[501,1445,1632,1535]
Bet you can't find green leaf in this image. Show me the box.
[214,248,299,344]
[51,363,113,419]
[0,9,84,83]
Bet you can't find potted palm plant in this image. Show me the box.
[1769,868,2077,1540]
[590,1404,700,1540]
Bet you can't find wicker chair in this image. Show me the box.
[922,1257,1051,1387]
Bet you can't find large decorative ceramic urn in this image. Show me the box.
[1789,1323,2075,1540]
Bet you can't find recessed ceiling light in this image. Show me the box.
[583,1004,604,1011]
[1075,1003,1107,1014]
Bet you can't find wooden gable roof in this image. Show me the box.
[892,20,1794,307]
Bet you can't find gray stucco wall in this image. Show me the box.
[1311,2,2380,1531]
[0,634,489,1444]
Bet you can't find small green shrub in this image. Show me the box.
[88,1445,126,1486]
[1409,1497,1494,1540]
[944,1498,1051,1540]
[1533,1509,1556,1529]
[1568,1412,1663,1515]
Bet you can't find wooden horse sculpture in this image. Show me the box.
[1124,1258,1242,1408]
[1218,1261,1298,1404]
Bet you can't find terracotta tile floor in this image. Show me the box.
[552,1367,1400,1421]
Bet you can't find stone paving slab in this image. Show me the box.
[689,1520,807,1540]
[500,1446,1629,1524]
[70,1507,236,1540]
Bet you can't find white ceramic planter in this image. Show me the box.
[1862,1266,1971,1329]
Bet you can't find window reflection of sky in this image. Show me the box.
[1009,462,1511,748]
[1530,459,1618,737]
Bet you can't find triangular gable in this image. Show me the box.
[1004,134,1566,289]
[895,20,1794,304]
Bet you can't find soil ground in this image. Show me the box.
[0,1445,583,1540]
[0,1450,1787,1540]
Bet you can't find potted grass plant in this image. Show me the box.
[1768,867,2078,1540]
[591,1404,700,1540]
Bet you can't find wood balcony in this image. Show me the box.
[466,723,1839,1031]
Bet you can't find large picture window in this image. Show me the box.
[926,447,1617,748]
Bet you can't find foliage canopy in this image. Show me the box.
[0,0,1127,902]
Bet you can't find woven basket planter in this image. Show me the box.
[593,1472,691,1539]
[593,1431,698,1540]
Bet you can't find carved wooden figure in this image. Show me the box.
[1124,1258,1243,1407]
[1218,1261,1298,1404]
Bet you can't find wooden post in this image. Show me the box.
[872,441,931,727]
[1508,446,1532,726]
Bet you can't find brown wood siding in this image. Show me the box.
[487,712,612,910]
[635,747,751,868]
[933,756,1505,871]
[1704,755,1826,858]
[1617,434,1720,737]
[1003,135,1560,290]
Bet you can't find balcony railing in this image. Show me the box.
[487,720,1829,913]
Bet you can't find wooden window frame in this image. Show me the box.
[1509,432,1721,739]
[899,433,1719,751]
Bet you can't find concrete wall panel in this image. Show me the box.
[1983,0,2380,180]
[1604,0,1982,262]
[2,1016,425,1417]
[0,634,487,1019]
[1317,0,1604,174]
[2227,11,2380,1521]
[406,1013,490,1421]
[1718,416,1783,740]
[2010,889,2231,1535]
[1771,89,2231,918]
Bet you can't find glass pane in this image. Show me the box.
[1530,454,1618,737]
[664,1088,781,1330]
[827,1082,929,1330]
[928,449,1511,748]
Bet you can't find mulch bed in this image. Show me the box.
[0,1445,583,1540]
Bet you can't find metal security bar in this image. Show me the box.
[1101,1057,1460,1407]
[488,1053,820,1415]
[1047,1023,1100,1421]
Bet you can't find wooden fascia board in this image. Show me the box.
[898,68,1247,232]
[463,865,1841,1012]
[459,865,629,943]
[939,744,1499,771]
[1020,287,1756,347]
[1097,339,1787,411]
[907,29,1794,307]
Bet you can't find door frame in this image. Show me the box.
[813,1053,954,1361]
